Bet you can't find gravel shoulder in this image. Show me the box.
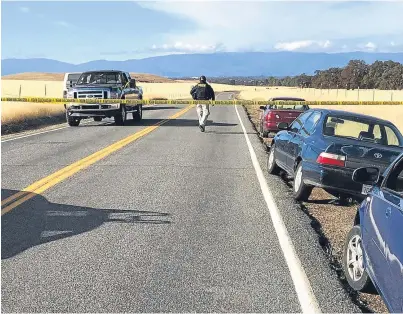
[243,104,388,314]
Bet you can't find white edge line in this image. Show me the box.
[234,104,322,314]
[1,120,113,143]
[1,125,71,142]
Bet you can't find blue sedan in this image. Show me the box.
[267,108,403,203]
[343,152,403,313]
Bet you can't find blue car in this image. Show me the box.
[267,108,403,203]
[343,152,403,313]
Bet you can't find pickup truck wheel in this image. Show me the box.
[93,117,102,122]
[114,105,127,126]
[260,122,268,138]
[66,112,80,127]
[133,105,143,121]
[343,225,375,293]
[293,163,313,202]
[267,144,280,175]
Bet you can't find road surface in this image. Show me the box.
[2,93,359,312]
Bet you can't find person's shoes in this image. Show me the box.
[200,125,205,132]
[199,124,204,132]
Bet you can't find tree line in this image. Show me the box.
[205,60,403,90]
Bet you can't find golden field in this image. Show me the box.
[2,75,403,132]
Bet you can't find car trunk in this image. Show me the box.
[269,109,304,124]
[325,139,403,173]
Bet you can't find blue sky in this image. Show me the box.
[2,1,403,63]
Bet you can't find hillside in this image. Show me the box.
[2,52,403,77]
[1,72,174,83]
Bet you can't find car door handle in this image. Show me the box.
[386,207,392,218]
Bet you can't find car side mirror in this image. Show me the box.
[69,80,74,87]
[352,167,381,185]
[277,122,289,131]
[129,79,136,88]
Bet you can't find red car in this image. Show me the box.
[259,97,309,138]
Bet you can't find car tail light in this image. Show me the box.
[266,112,275,121]
[316,152,345,167]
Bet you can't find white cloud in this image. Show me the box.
[151,42,222,53]
[274,40,332,51]
[19,7,30,13]
[364,42,377,51]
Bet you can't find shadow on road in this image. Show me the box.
[138,119,238,127]
[205,130,256,135]
[1,189,171,260]
[142,106,181,111]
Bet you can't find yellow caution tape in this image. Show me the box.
[1,97,403,106]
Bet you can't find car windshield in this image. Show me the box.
[269,104,306,110]
[67,73,81,82]
[323,115,403,147]
[76,72,121,85]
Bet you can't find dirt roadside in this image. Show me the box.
[243,104,388,314]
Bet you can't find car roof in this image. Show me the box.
[82,70,123,73]
[312,108,396,125]
[269,97,306,101]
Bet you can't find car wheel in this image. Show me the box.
[114,105,127,125]
[66,112,80,127]
[93,117,102,122]
[343,225,375,293]
[133,104,143,121]
[267,144,280,175]
[293,162,313,202]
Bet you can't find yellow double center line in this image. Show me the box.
[1,105,193,215]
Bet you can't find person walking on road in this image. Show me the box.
[190,75,215,132]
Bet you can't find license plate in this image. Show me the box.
[361,184,373,195]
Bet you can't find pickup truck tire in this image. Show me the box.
[93,117,102,122]
[66,112,80,127]
[133,105,143,121]
[114,105,127,126]
[259,121,268,138]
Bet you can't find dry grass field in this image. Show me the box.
[1,102,65,134]
[2,72,174,83]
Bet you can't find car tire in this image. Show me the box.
[343,225,375,293]
[93,117,102,122]
[66,112,80,127]
[133,104,143,121]
[267,143,280,175]
[114,105,127,126]
[293,162,313,201]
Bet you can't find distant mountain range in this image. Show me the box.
[2,52,403,77]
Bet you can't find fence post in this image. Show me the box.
[358,87,360,101]
[45,84,47,96]
[391,91,393,101]
[373,89,375,101]
[19,85,22,97]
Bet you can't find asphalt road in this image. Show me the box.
[2,93,359,313]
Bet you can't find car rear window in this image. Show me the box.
[269,104,306,110]
[323,115,403,147]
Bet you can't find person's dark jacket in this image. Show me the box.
[190,82,215,101]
